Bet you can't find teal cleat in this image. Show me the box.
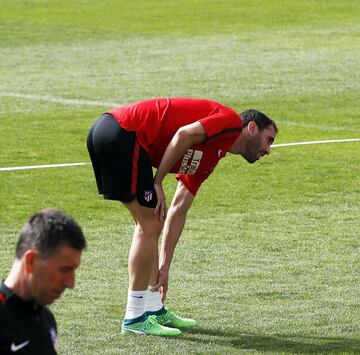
[121,315,181,336]
[156,309,197,328]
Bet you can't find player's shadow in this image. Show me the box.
[181,327,360,354]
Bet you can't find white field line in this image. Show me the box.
[0,162,90,172]
[0,92,120,107]
[0,138,359,172]
[272,138,360,147]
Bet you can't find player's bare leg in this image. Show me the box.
[121,200,181,336]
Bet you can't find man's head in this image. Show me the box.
[240,109,278,133]
[14,208,86,305]
[229,109,278,163]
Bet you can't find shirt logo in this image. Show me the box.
[144,190,153,202]
[178,149,203,174]
[11,340,30,352]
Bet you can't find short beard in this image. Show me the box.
[242,134,261,163]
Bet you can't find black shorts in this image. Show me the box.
[86,113,157,208]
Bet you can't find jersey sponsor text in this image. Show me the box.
[178,149,203,175]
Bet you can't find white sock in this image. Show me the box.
[124,290,147,320]
[145,288,164,313]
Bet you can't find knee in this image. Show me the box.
[136,219,164,239]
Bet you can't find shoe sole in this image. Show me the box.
[121,327,181,337]
[160,321,197,328]
[121,327,146,336]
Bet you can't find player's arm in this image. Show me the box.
[153,180,194,302]
[153,121,206,220]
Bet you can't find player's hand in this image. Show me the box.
[152,268,169,303]
[154,183,168,220]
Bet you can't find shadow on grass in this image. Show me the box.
[182,327,360,354]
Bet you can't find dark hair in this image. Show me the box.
[240,109,278,133]
[16,208,86,259]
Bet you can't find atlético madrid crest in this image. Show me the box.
[144,190,153,202]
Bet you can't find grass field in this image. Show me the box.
[1,0,360,354]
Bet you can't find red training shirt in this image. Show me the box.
[108,98,242,195]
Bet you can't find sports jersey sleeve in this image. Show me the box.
[198,107,241,139]
[176,170,213,196]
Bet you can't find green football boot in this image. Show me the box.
[121,315,181,336]
[156,309,197,328]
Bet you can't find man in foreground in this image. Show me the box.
[0,208,87,354]
[87,97,278,336]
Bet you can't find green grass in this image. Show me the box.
[1,1,359,354]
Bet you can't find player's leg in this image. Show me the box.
[121,200,180,336]
[145,250,166,317]
[145,181,197,328]
[121,200,182,336]
[125,200,163,292]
